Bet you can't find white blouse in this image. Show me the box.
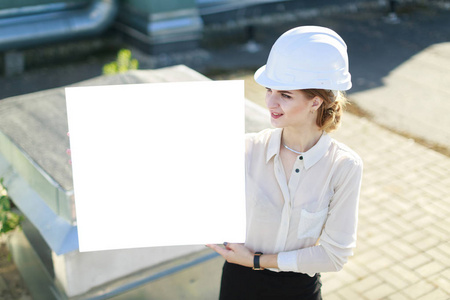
[245,128,363,276]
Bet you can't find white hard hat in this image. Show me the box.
[254,26,352,91]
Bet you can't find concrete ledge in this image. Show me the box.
[0,64,271,299]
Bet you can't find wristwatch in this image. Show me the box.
[252,252,264,270]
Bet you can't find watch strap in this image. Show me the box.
[253,252,263,270]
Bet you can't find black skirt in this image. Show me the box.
[219,262,322,300]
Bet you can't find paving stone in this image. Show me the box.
[378,220,410,239]
[351,275,383,294]
[422,203,449,220]
[321,275,346,294]
[414,236,441,252]
[390,264,421,285]
[379,199,411,217]
[376,244,407,262]
[352,248,384,268]
[376,268,410,290]
[402,280,436,299]
[390,217,421,236]
[336,286,367,300]
[364,283,396,300]
[415,261,447,278]
[401,230,431,245]
[442,268,450,282]
[403,188,427,203]
[337,268,358,286]
[422,183,448,199]
[353,239,371,254]
[416,288,449,300]
[435,219,450,235]
[365,232,394,248]
[425,247,450,267]
[409,214,438,229]
[386,292,412,300]
[402,253,433,270]
[423,225,449,242]
[439,176,450,188]
[388,239,419,259]
[428,275,450,295]
[433,200,450,214]
[321,292,343,300]
[365,209,394,225]
[365,255,396,273]
[437,242,450,255]
[344,260,371,280]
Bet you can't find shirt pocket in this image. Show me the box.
[297,207,329,240]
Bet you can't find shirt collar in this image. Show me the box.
[266,128,283,163]
[266,128,332,170]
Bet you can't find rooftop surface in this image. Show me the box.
[0,1,449,299]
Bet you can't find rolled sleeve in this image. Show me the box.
[277,250,299,272]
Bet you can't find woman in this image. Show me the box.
[207,26,363,300]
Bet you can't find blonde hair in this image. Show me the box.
[301,89,348,133]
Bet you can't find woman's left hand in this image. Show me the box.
[206,243,254,268]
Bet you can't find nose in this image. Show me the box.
[265,90,279,109]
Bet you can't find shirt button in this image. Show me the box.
[295,169,300,173]
[299,156,303,160]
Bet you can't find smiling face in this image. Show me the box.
[265,88,323,130]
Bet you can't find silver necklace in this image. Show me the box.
[283,143,303,155]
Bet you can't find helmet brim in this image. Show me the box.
[254,65,352,91]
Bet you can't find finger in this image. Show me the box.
[206,244,223,253]
[205,244,218,252]
[223,242,232,250]
[66,149,71,155]
[206,244,230,258]
[225,243,240,251]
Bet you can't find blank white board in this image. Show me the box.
[66,80,246,252]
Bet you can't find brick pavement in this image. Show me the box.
[237,74,450,300]
[324,113,450,300]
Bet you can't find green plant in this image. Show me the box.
[0,178,23,237]
[103,49,139,75]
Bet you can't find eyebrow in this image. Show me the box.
[277,90,294,94]
[266,88,295,94]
